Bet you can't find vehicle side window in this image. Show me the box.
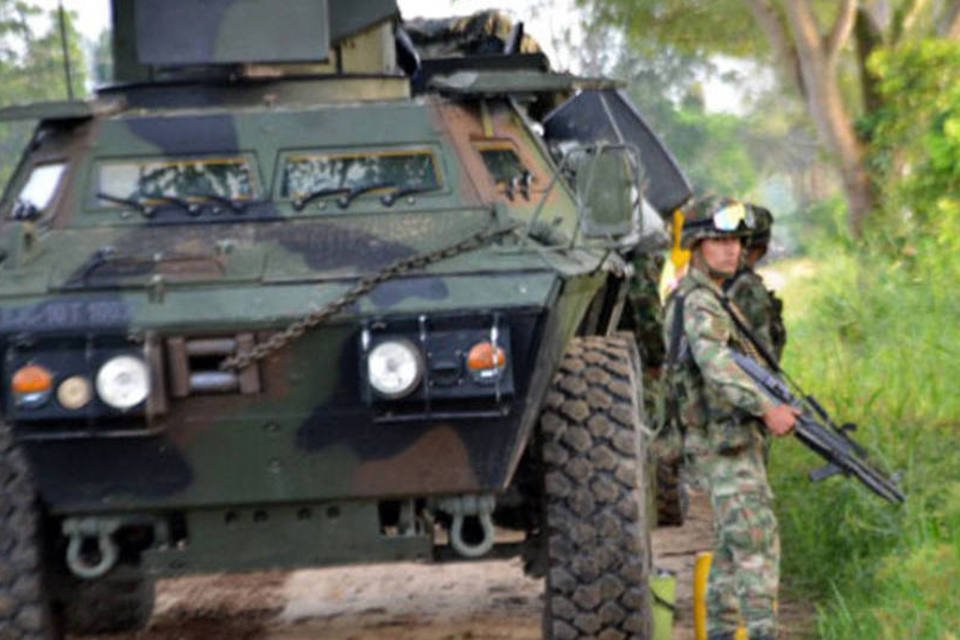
[473,141,530,186]
[279,149,440,199]
[91,155,260,207]
[11,163,66,219]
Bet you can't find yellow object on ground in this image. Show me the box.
[651,571,677,640]
[694,551,712,640]
[693,551,747,640]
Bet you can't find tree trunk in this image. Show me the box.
[855,6,883,116]
[944,1,960,38]
[745,0,806,98]
[784,0,876,237]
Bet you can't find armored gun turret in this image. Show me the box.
[0,2,692,638]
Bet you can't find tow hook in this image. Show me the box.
[436,494,496,558]
[62,517,122,579]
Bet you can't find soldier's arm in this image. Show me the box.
[683,289,778,417]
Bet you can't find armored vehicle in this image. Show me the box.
[0,2,692,638]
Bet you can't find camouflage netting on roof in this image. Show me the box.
[402,10,542,59]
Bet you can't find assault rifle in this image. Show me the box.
[711,293,905,504]
[732,351,905,504]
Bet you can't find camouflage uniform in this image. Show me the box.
[623,250,666,418]
[725,269,785,362]
[664,264,780,640]
[725,205,786,363]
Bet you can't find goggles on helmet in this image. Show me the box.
[684,202,755,234]
[712,202,753,231]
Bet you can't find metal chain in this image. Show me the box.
[219,222,522,371]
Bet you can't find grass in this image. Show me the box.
[767,233,960,639]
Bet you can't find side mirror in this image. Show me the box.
[571,144,642,239]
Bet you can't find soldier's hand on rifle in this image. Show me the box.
[762,404,800,437]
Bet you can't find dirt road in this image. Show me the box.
[79,495,813,640]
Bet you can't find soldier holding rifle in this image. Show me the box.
[662,196,798,640]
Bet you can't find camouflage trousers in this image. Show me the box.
[697,438,780,638]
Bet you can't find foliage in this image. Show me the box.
[580,17,796,199]
[769,212,960,637]
[750,44,960,636]
[581,0,960,236]
[580,0,762,59]
[867,40,960,240]
[0,1,87,189]
[577,2,830,211]
[617,79,760,196]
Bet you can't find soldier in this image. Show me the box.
[623,249,667,418]
[662,196,798,640]
[724,205,786,362]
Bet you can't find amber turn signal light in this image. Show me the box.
[12,363,54,408]
[12,364,53,394]
[466,342,506,381]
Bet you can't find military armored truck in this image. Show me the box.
[0,2,692,638]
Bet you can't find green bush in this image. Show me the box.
[868,40,960,241]
[770,231,960,637]
[767,39,960,638]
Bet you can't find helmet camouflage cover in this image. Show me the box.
[680,195,754,249]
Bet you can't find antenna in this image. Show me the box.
[57,0,75,100]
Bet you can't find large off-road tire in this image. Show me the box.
[57,564,155,634]
[0,422,57,640]
[538,335,652,640]
[655,457,688,527]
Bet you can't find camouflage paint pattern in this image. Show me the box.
[111,0,400,82]
[0,0,671,586]
[0,81,603,522]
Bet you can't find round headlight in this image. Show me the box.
[367,340,423,399]
[57,375,93,410]
[96,356,150,410]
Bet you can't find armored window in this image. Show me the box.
[11,163,65,218]
[92,155,261,207]
[474,141,529,185]
[279,149,441,200]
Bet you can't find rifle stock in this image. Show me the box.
[732,352,905,504]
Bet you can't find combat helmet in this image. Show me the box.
[745,204,773,249]
[680,195,754,249]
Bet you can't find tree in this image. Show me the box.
[570,15,775,198]
[582,0,960,237]
[0,1,87,188]
[869,41,960,235]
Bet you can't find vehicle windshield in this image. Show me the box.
[280,149,440,200]
[92,155,260,207]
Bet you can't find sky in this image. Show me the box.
[30,0,752,113]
